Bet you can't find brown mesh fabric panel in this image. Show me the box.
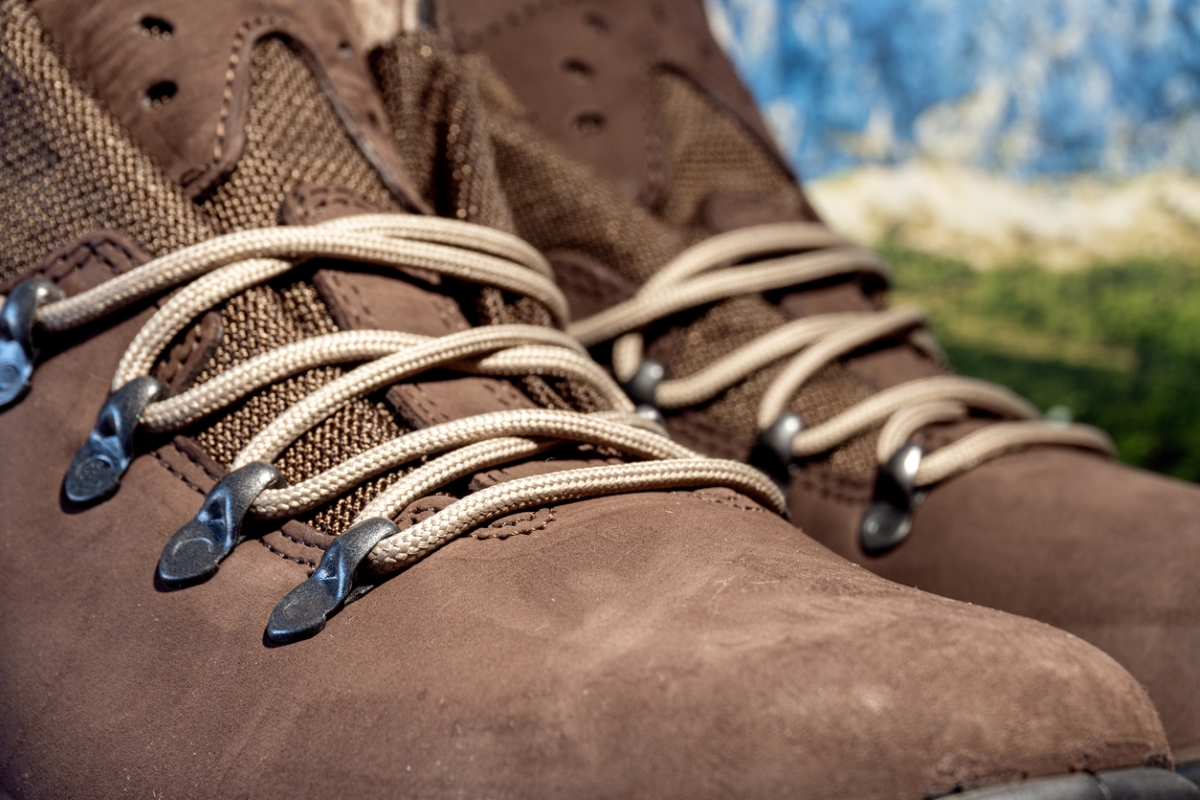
[308,473,406,535]
[477,65,685,285]
[191,282,408,533]
[650,69,808,234]
[472,58,881,478]
[192,283,349,468]
[199,37,402,233]
[371,33,515,232]
[185,40,426,528]
[193,283,338,385]
[373,41,611,413]
[0,0,211,285]
[275,397,401,485]
[195,367,344,468]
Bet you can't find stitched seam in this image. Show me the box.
[172,439,225,482]
[95,240,140,276]
[640,66,666,207]
[280,527,329,551]
[473,507,556,538]
[552,258,633,304]
[480,379,516,409]
[258,537,318,570]
[152,451,208,496]
[430,293,467,332]
[791,474,870,505]
[404,382,453,425]
[36,239,139,285]
[396,504,446,528]
[212,17,281,164]
[685,490,765,513]
[160,319,205,381]
[326,270,366,328]
[347,276,383,328]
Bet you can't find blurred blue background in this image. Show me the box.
[706,0,1200,179]
[703,0,1200,480]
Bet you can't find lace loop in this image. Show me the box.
[12,215,781,601]
[568,223,1115,489]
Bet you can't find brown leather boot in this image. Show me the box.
[0,2,1192,798]
[413,0,1200,778]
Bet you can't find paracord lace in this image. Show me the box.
[7,213,783,581]
[568,221,1114,490]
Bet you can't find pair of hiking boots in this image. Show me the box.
[0,0,1197,797]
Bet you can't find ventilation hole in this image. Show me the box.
[572,112,606,137]
[562,58,595,84]
[138,16,173,39]
[143,80,177,107]
[699,42,715,59]
[583,12,610,33]
[366,110,382,130]
[338,41,354,61]
[651,3,668,24]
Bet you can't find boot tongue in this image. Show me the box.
[3,2,578,540]
[469,50,939,478]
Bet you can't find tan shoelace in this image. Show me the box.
[569,221,1114,489]
[13,214,783,574]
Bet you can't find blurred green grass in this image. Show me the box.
[883,246,1200,481]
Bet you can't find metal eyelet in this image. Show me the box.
[157,462,286,589]
[749,412,803,487]
[0,280,66,408]
[63,376,168,505]
[621,358,664,407]
[266,517,399,645]
[859,442,924,555]
[620,359,668,430]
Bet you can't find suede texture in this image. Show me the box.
[0,0,1184,796]
[431,0,1200,760]
[0,312,1174,798]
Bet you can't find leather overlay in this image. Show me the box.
[32,0,430,211]
[154,311,224,393]
[279,183,382,226]
[156,434,330,568]
[443,0,792,205]
[544,247,636,320]
[471,506,556,539]
[279,183,540,428]
[3,229,150,295]
[387,375,536,429]
[308,242,539,428]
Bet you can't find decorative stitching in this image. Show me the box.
[471,507,555,539]
[480,378,518,409]
[790,467,872,506]
[32,237,143,288]
[258,537,319,570]
[280,526,325,551]
[172,439,225,482]
[212,17,280,163]
[325,270,366,328]
[684,488,765,513]
[346,273,382,328]
[430,292,467,332]
[405,382,453,425]
[152,451,208,497]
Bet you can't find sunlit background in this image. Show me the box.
[708,0,1200,480]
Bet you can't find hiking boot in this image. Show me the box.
[0,1,1189,798]
[417,0,1200,773]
